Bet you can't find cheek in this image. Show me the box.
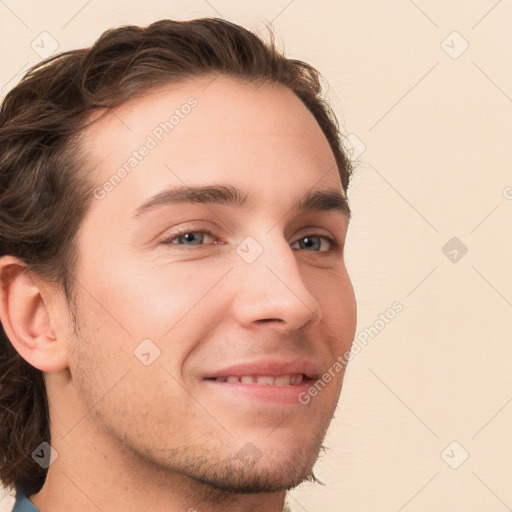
[68,301,196,439]
[312,268,357,348]
[83,255,228,335]
[127,270,230,369]
[85,260,234,384]
[72,347,195,451]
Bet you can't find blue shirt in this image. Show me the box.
[11,489,40,512]
[10,487,293,511]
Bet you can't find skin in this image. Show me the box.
[0,74,357,512]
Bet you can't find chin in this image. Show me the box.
[186,442,322,495]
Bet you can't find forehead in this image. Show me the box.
[80,75,342,221]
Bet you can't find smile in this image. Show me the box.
[207,374,305,386]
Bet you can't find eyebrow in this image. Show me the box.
[131,183,350,220]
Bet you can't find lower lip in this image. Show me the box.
[202,379,313,405]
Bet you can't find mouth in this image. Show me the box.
[205,373,310,386]
[201,360,320,405]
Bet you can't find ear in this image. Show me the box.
[0,255,69,373]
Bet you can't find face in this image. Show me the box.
[66,75,357,493]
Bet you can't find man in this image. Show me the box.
[0,18,356,512]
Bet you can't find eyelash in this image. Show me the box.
[159,225,338,253]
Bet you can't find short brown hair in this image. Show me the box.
[0,17,353,494]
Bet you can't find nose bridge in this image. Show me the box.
[231,231,322,329]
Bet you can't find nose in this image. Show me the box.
[230,234,323,333]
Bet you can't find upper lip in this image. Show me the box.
[203,359,321,380]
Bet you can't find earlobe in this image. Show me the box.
[0,256,69,373]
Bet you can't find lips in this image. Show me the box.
[209,374,305,386]
[201,359,321,405]
[202,359,320,382]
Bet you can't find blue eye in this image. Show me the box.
[160,229,336,252]
[162,230,216,246]
[290,235,335,252]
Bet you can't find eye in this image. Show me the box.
[161,229,218,246]
[290,234,336,252]
[159,227,337,252]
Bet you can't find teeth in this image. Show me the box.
[214,374,304,385]
[256,376,274,385]
[274,375,291,386]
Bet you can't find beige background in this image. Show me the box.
[1,1,511,510]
